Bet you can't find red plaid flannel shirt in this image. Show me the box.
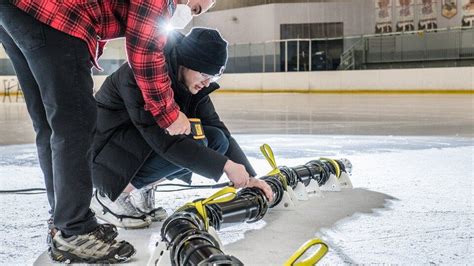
[12,0,179,128]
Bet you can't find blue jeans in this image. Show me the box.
[0,3,97,234]
[131,126,229,189]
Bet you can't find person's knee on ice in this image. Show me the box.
[123,126,232,217]
[202,126,230,155]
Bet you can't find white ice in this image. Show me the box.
[0,135,472,265]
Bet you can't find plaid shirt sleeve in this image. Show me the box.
[125,1,179,128]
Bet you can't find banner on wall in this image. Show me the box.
[418,0,438,30]
[441,0,458,18]
[375,0,393,33]
[462,0,474,26]
[396,0,416,31]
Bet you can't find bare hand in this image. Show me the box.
[224,160,250,188]
[166,111,191,135]
[247,177,274,202]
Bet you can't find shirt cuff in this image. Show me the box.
[153,102,180,128]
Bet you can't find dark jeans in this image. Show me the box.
[0,3,98,235]
[131,126,229,189]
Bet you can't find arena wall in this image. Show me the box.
[1,67,472,96]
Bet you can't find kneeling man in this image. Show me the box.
[91,28,273,228]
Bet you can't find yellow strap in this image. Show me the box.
[260,144,288,190]
[319,157,341,178]
[284,239,329,266]
[180,186,237,230]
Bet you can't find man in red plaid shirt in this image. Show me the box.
[0,0,215,263]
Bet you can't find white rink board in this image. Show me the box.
[2,67,473,93]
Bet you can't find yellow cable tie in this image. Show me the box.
[180,186,237,230]
[260,144,288,190]
[260,143,278,169]
[284,239,329,266]
[320,157,341,178]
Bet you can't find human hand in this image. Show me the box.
[166,111,191,135]
[247,177,274,202]
[224,160,250,188]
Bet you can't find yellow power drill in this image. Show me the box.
[189,118,205,140]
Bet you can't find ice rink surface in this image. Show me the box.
[0,94,473,265]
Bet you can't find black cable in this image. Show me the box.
[154,182,233,193]
[155,188,220,193]
[0,188,46,194]
[155,188,199,192]
[13,192,46,195]
[155,182,232,189]
[0,182,233,195]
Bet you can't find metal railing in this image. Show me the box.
[226,27,474,73]
[226,37,346,73]
[339,38,364,70]
[1,78,23,102]
[363,27,474,64]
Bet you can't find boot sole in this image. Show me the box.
[93,209,151,229]
[49,245,136,264]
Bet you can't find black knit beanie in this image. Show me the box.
[176,28,228,76]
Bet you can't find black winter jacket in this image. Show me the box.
[92,32,256,201]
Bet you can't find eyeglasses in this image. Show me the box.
[200,72,222,83]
